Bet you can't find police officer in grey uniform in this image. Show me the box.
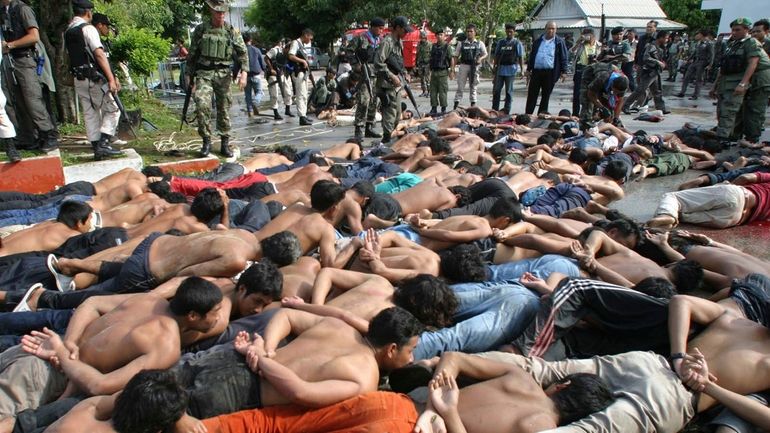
[0,0,58,153]
[350,17,385,140]
[676,29,714,100]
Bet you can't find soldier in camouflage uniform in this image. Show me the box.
[187,0,247,158]
[416,31,432,96]
[752,19,770,57]
[676,29,714,100]
[374,16,412,144]
[428,28,454,116]
[350,17,385,140]
[710,17,770,147]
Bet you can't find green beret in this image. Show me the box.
[730,17,753,28]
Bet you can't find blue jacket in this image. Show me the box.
[527,34,569,80]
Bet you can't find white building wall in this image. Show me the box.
[702,0,770,34]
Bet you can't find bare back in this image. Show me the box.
[255,203,313,241]
[150,230,259,280]
[457,368,557,433]
[259,318,379,406]
[686,246,770,279]
[0,221,80,256]
[394,183,455,215]
[77,296,181,374]
[690,314,770,411]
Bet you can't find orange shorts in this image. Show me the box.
[202,391,417,433]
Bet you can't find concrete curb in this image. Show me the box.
[63,149,144,184]
[0,150,65,193]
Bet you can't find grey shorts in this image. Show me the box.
[709,393,769,433]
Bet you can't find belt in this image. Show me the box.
[9,48,34,59]
[196,63,231,71]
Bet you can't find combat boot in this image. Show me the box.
[453,101,459,110]
[364,123,381,138]
[440,106,447,115]
[94,134,122,161]
[273,109,283,120]
[354,126,364,141]
[220,136,234,158]
[200,137,212,157]
[4,139,21,162]
[429,106,437,116]
[299,116,312,126]
[39,130,59,153]
[253,107,260,116]
[284,106,295,117]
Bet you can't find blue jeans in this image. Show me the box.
[492,74,516,113]
[244,74,264,113]
[486,254,580,282]
[0,195,91,227]
[0,309,73,352]
[413,281,539,360]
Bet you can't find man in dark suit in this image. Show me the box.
[525,21,569,114]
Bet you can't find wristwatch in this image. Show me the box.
[738,83,748,88]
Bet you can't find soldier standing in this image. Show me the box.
[752,19,770,57]
[600,27,632,69]
[265,38,293,120]
[64,0,123,161]
[622,30,670,115]
[453,23,487,109]
[187,0,247,158]
[676,29,714,100]
[374,16,412,144]
[350,17,384,140]
[428,28,454,116]
[710,18,770,147]
[416,31,432,96]
[0,0,59,153]
[287,28,314,126]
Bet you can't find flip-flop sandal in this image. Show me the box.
[13,283,43,312]
[47,254,75,292]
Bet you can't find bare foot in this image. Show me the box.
[584,200,606,215]
[54,257,78,276]
[0,416,15,433]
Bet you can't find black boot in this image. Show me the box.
[441,106,446,115]
[253,107,260,116]
[299,116,312,126]
[364,123,381,138]
[94,134,122,161]
[200,137,212,157]
[273,109,283,120]
[354,126,364,141]
[284,106,295,117]
[39,130,59,153]
[4,139,21,162]
[380,132,391,145]
[429,106,437,116]
[220,136,233,158]
[453,101,459,110]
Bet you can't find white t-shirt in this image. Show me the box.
[288,39,311,57]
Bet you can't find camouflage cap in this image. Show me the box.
[730,17,753,28]
[206,0,229,12]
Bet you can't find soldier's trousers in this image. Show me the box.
[719,74,770,142]
[194,68,232,140]
[454,64,479,104]
[291,71,309,117]
[430,70,449,109]
[377,86,401,139]
[0,55,55,147]
[623,71,666,111]
[354,77,377,127]
[268,74,293,109]
[418,64,430,93]
[74,78,120,142]
[680,61,706,97]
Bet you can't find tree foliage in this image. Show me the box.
[111,28,171,78]
[660,0,721,33]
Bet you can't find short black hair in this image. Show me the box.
[169,277,223,316]
[301,28,314,37]
[440,244,486,283]
[190,188,224,222]
[235,260,283,300]
[393,275,458,328]
[568,148,589,164]
[489,196,522,223]
[57,201,93,229]
[148,181,171,200]
[465,23,477,30]
[671,260,703,293]
[142,166,165,177]
[558,109,572,117]
[603,160,629,181]
[540,170,561,185]
[310,180,346,212]
[275,145,298,161]
[605,218,640,240]
[113,370,188,433]
[428,137,452,155]
[475,127,495,142]
[328,164,349,179]
[488,142,507,159]
[449,185,473,207]
[366,306,425,348]
[656,30,669,40]
[350,180,375,200]
[515,114,531,126]
[632,277,676,299]
[552,373,615,425]
[537,134,556,146]
[165,192,188,204]
[260,231,302,266]
[755,19,770,31]
[465,165,487,177]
